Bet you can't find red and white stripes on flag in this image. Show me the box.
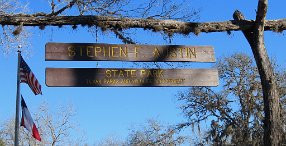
[20,95,41,141]
[19,55,42,95]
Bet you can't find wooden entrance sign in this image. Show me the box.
[45,43,215,62]
[46,68,219,87]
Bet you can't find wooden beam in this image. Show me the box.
[1,14,286,34]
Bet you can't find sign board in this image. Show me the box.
[46,68,219,87]
[45,43,215,62]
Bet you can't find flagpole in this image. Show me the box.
[14,50,21,146]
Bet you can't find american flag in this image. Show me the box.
[20,56,42,95]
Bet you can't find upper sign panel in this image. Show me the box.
[45,43,215,62]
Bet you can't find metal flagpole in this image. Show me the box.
[14,50,21,146]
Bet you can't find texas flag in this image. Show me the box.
[20,95,41,141]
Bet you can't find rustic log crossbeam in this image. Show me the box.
[1,14,286,35]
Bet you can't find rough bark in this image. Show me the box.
[1,14,286,35]
[233,0,281,145]
[254,1,281,145]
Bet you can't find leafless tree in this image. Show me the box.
[35,102,81,146]
[0,102,82,146]
[95,135,124,146]
[177,53,286,145]
[0,118,40,146]
[125,119,186,146]
[0,0,31,55]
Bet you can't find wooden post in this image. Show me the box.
[233,1,281,144]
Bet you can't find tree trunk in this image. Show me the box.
[233,0,281,145]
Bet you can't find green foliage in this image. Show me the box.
[0,138,5,146]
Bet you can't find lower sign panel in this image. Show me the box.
[46,68,219,87]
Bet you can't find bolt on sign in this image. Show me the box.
[45,43,215,62]
[46,68,219,87]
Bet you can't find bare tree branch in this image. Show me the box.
[48,0,77,17]
[111,29,136,44]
